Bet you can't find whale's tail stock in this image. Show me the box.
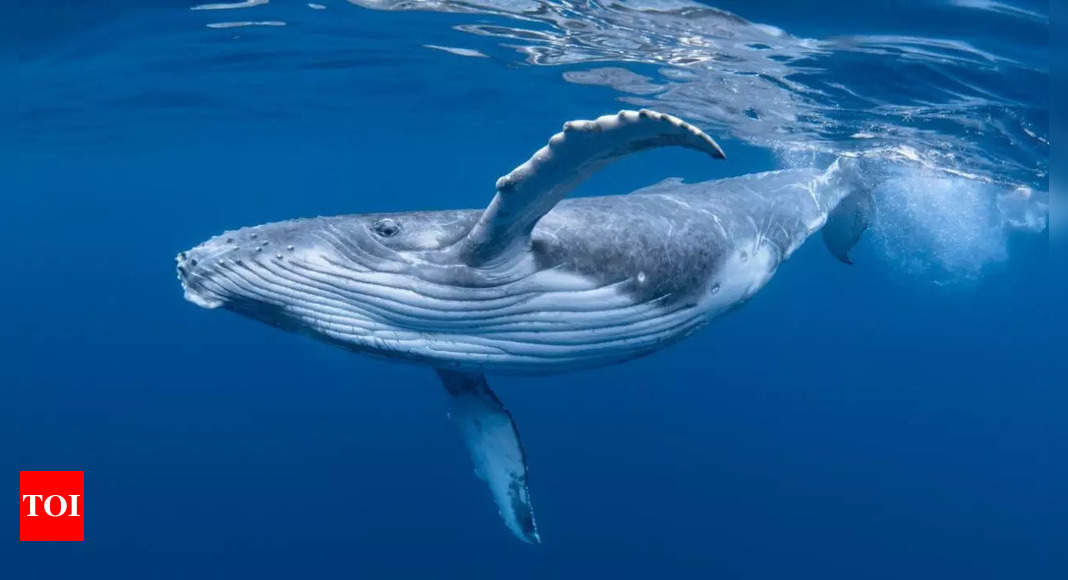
[819,156,877,265]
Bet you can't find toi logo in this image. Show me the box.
[19,471,84,542]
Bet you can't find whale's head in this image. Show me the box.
[176,209,624,371]
[178,210,476,332]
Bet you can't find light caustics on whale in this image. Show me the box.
[178,109,879,542]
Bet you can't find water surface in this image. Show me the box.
[6,1,1059,578]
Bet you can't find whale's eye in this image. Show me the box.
[372,218,401,238]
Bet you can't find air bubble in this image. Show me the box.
[710,283,720,295]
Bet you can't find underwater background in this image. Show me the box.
[6,0,1061,577]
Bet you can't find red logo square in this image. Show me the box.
[19,471,84,541]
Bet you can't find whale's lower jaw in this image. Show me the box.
[182,285,224,309]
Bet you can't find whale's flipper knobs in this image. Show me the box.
[460,109,726,266]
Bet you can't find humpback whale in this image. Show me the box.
[176,110,871,543]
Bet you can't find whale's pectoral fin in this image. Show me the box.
[437,368,540,544]
[822,181,874,264]
[459,109,726,265]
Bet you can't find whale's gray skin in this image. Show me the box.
[177,110,870,543]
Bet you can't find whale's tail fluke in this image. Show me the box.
[820,157,876,264]
[823,184,874,264]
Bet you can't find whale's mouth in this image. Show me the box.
[176,251,225,309]
[181,281,225,309]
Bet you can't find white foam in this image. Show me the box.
[997,187,1048,232]
[868,167,1046,282]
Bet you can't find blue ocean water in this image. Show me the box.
[5,0,1061,577]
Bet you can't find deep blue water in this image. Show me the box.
[6,1,1061,578]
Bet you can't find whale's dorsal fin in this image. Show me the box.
[459,109,726,265]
